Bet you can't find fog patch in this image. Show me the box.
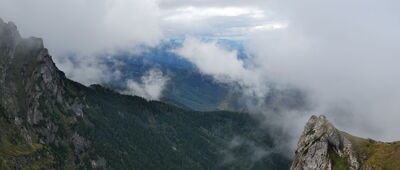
[246,0,400,142]
[221,136,271,169]
[173,37,269,99]
[122,69,169,100]
[55,55,121,86]
[174,37,310,154]
[0,0,162,56]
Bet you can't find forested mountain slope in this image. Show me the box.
[0,18,290,169]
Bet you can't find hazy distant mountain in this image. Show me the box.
[101,39,242,111]
[101,39,309,114]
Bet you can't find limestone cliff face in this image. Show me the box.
[291,115,360,170]
[0,18,84,126]
[2,18,72,122]
[291,115,400,170]
[0,18,89,168]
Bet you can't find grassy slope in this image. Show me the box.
[339,132,400,169]
[0,105,55,170]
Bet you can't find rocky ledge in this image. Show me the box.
[291,115,360,170]
[291,115,400,170]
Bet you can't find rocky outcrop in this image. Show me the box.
[291,115,360,170]
[0,18,89,168]
[0,18,84,125]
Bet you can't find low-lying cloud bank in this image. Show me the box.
[174,37,308,151]
[248,0,400,142]
[175,0,400,149]
[0,0,162,56]
[173,37,270,100]
[54,55,122,86]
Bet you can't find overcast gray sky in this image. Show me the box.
[2,0,400,146]
[0,0,286,55]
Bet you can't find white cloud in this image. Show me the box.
[159,0,270,9]
[173,36,306,152]
[173,0,400,149]
[172,0,400,144]
[54,55,121,86]
[123,69,169,100]
[161,4,285,39]
[245,0,400,142]
[0,0,162,56]
[248,23,288,32]
[173,37,271,101]
[164,6,264,21]
[173,37,247,81]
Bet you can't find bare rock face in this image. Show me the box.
[0,18,84,125]
[0,18,89,167]
[291,115,360,170]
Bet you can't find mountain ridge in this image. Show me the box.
[0,18,290,169]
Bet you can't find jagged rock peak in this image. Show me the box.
[0,18,44,50]
[0,18,21,41]
[291,115,360,170]
[0,18,83,125]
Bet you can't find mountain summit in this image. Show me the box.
[291,115,400,170]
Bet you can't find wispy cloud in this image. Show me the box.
[0,0,162,56]
[122,69,169,100]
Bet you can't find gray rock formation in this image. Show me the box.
[291,115,360,170]
[0,17,84,125]
[0,18,89,167]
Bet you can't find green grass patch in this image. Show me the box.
[328,146,350,170]
[341,131,400,169]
